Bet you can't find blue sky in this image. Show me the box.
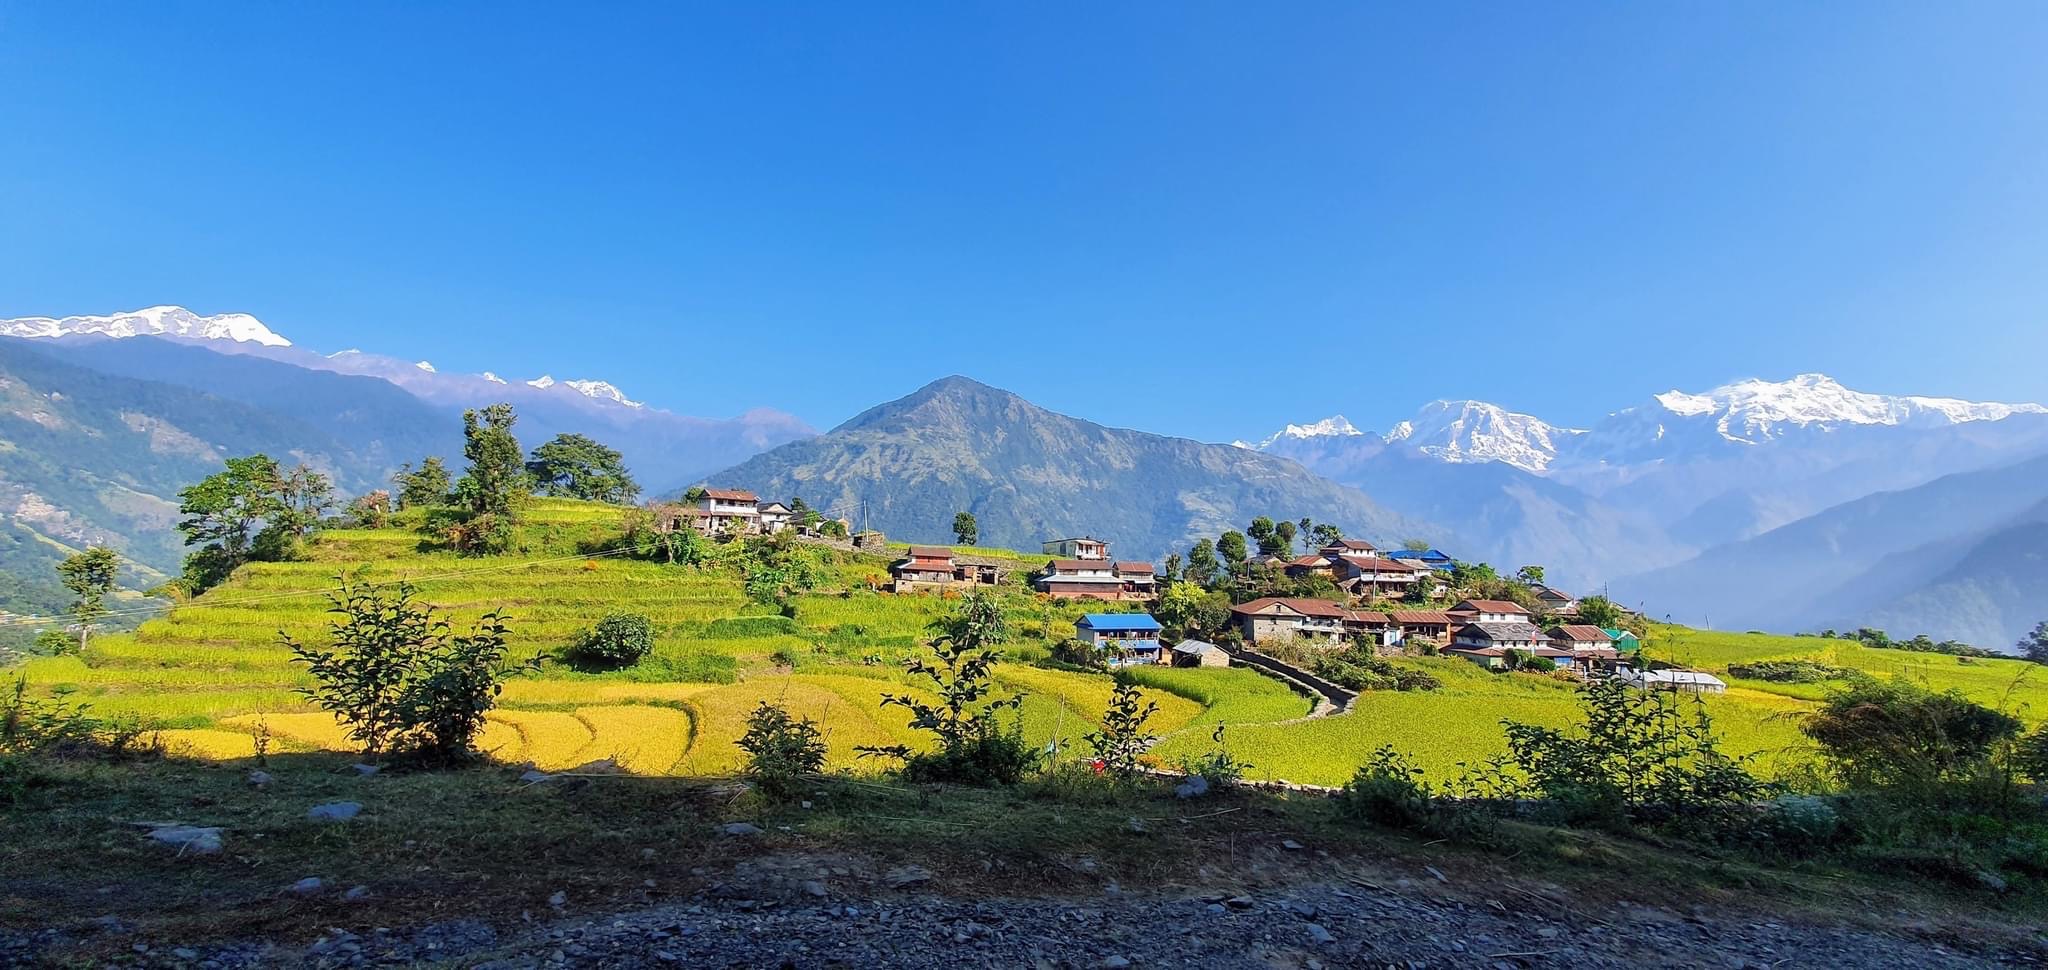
[4,2,2045,440]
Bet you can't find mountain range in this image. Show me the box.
[4,305,2045,652]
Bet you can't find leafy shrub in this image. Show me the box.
[1313,647,1441,692]
[568,612,655,668]
[1728,659,1844,683]
[2018,726,2048,785]
[1177,722,1253,787]
[1802,677,2024,793]
[736,700,827,799]
[1502,679,1771,832]
[861,590,1039,785]
[286,575,540,764]
[1339,745,1434,830]
[705,615,800,638]
[1084,680,1159,778]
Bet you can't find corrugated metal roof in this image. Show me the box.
[1077,613,1162,631]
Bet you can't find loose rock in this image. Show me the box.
[147,825,223,855]
[307,801,361,822]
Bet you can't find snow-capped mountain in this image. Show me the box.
[1570,373,2047,461]
[0,306,814,489]
[1243,401,1577,474]
[0,306,292,347]
[1387,401,1584,473]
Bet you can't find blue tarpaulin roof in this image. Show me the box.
[1077,613,1162,632]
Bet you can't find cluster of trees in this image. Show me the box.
[175,455,336,594]
[1810,627,2000,659]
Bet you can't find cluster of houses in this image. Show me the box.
[863,516,1716,690]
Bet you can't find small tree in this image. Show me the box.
[455,403,527,518]
[952,511,979,546]
[393,457,453,510]
[1515,565,1546,586]
[1574,595,1624,629]
[860,590,1035,785]
[1186,539,1220,586]
[737,699,828,799]
[568,612,654,668]
[2017,620,2048,665]
[1802,677,2023,792]
[348,490,394,528]
[177,455,286,592]
[1503,679,1769,829]
[1216,531,1248,573]
[1309,523,1344,549]
[56,547,119,651]
[1084,680,1159,778]
[285,575,538,763]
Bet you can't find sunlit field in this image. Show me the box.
[15,498,2038,788]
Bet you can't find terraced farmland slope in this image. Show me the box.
[12,498,2041,787]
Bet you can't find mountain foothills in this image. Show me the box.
[710,375,1435,558]
[3,305,2047,651]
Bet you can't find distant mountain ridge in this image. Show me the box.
[711,376,1443,561]
[0,306,815,490]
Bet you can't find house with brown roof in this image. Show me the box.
[1036,558,1154,601]
[1229,597,1351,644]
[1389,610,1454,640]
[1546,624,1619,671]
[1531,585,1578,615]
[890,546,1009,593]
[1114,561,1157,598]
[758,502,794,534]
[1448,599,1535,624]
[689,487,762,535]
[1329,554,1428,598]
[1282,555,1336,579]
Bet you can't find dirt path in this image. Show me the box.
[12,865,2035,968]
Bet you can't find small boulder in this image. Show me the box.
[884,865,933,889]
[718,822,763,837]
[1102,957,1132,969]
[285,877,324,897]
[349,763,380,776]
[1305,923,1335,945]
[1280,839,1304,851]
[519,770,552,784]
[1174,776,1210,799]
[246,770,274,787]
[307,801,361,822]
[802,881,829,898]
[148,825,223,855]
[343,885,371,902]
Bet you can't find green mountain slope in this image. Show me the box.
[707,376,1444,560]
[0,339,439,616]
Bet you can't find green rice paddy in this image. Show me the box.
[19,498,2041,788]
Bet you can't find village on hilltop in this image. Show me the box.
[676,486,1717,695]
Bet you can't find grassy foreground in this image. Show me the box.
[10,498,2044,789]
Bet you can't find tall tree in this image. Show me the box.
[455,403,527,516]
[177,455,286,593]
[1186,539,1219,586]
[1246,517,1280,556]
[526,433,640,503]
[57,546,120,650]
[952,511,979,546]
[1574,595,1623,629]
[1217,531,1249,571]
[1162,552,1183,585]
[1309,523,1344,549]
[1273,519,1298,556]
[275,464,336,539]
[392,457,452,510]
[2018,621,2048,665]
[1515,565,1546,586]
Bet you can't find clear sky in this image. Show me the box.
[3,2,2045,440]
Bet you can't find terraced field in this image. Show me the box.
[18,498,2039,789]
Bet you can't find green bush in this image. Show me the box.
[568,612,655,668]
[1802,677,2024,792]
[861,590,1040,786]
[1729,659,1845,683]
[1313,647,1441,692]
[736,700,827,800]
[1338,745,1434,830]
[286,575,539,764]
[1084,681,1159,778]
[706,615,800,639]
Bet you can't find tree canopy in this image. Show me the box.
[526,433,639,504]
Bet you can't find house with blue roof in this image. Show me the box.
[1074,613,1164,666]
[1387,548,1455,572]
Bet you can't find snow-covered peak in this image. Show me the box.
[0,306,291,347]
[1642,373,2045,443]
[1384,400,1582,472]
[563,379,643,408]
[480,371,507,384]
[526,375,556,389]
[414,360,436,373]
[1244,415,1362,449]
